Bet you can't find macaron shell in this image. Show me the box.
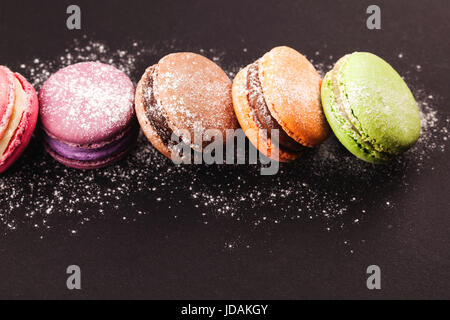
[337,52,421,155]
[156,53,238,150]
[0,72,39,173]
[0,66,16,139]
[259,46,329,147]
[44,140,135,170]
[321,72,383,163]
[232,67,300,162]
[39,62,135,146]
[135,66,174,159]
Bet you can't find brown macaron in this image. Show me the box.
[135,52,238,159]
[232,46,329,162]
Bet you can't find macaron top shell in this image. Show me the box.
[335,52,420,155]
[259,46,329,147]
[0,66,16,138]
[39,62,135,146]
[156,53,237,146]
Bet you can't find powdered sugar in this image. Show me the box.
[156,52,236,145]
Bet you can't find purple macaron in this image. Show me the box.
[39,62,138,169]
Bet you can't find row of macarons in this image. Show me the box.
[0,46,421,173]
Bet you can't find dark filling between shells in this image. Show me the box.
[143,67,174,146]
[246,62,304,153]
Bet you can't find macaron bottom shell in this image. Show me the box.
[43,124,139,170]
[44,142,136,170]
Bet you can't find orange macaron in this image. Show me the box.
[232,46,329,162]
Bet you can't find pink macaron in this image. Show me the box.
[0,66,39,173]
[39,62,138,169]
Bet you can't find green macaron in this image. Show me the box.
[321,52,421,163]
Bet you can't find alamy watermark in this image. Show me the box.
[66,5,81,30]
[366,265,381,290]
[168,127,281,176]
[66,265,81,290]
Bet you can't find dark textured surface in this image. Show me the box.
[0,0,449,299]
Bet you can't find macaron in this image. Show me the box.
[135,52,238,159]
[0,66,39,173]
[39,62,138,169]
[321,52,421,163]
[232,46,329,162]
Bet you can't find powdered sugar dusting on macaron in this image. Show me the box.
[156,52,237,147]
[39,62,135,145]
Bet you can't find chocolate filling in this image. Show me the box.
[143,67,175,146]
[246,62,304,153]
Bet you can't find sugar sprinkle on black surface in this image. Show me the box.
[0,38,449,246]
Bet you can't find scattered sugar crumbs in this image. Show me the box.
[0,39,449,249]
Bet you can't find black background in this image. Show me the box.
[0,0,449,299]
